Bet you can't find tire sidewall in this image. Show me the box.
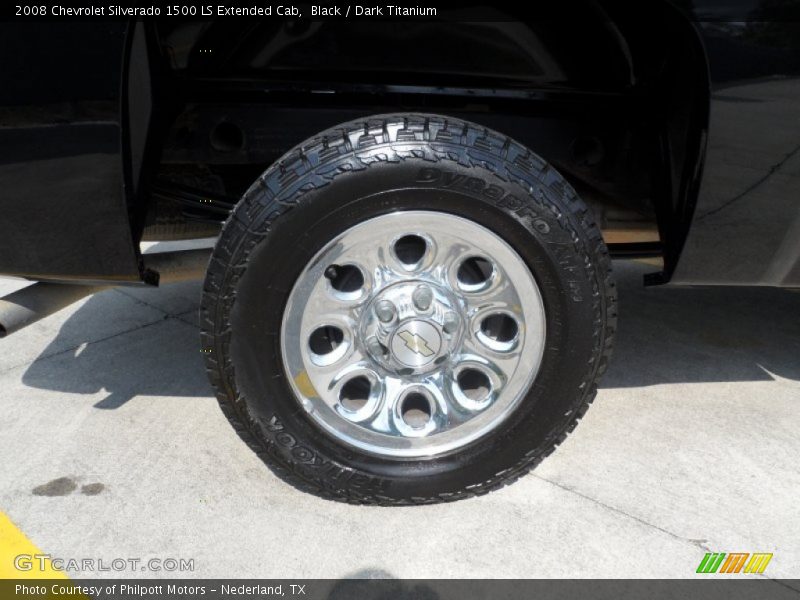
[225,157,602,499]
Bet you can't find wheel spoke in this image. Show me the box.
[432,376,474,428]
[331,237,401,291]
[424,237,465,283]
[461,268,519,314]
[366,376,402,434]
[310,342,365,380]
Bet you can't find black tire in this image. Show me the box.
[200,113,616,505]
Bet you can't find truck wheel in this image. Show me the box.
[201,114,616,504]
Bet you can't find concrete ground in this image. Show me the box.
[0,257,798,582]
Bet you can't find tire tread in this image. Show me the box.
[200,114,617,505]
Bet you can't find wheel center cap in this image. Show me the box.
[390,320,442,367]
[360,279,463,375]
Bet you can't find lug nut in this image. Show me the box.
[366,336,386,357]
[375,300,396,323]
[443,311,459,334]
[412,285,433,311]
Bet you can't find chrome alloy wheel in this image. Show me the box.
[281,211,546,458]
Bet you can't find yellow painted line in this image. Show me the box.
[0,511,66,579]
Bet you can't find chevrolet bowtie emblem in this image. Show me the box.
[397,330,435,357]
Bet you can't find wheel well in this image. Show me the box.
[132,2,709,280]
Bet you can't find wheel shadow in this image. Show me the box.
[326,571,439,600]
[603,260,800,387]
[20,282,212,409]
[17,260,800,410]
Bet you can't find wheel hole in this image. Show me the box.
[480,314,518,343]
[457,257,494,290]
[401,392,432,429]
[340,376,371,412]
[325,264,364,294]
[394,235,427,267]
[308,326,344,355]
[457,369,492,403]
